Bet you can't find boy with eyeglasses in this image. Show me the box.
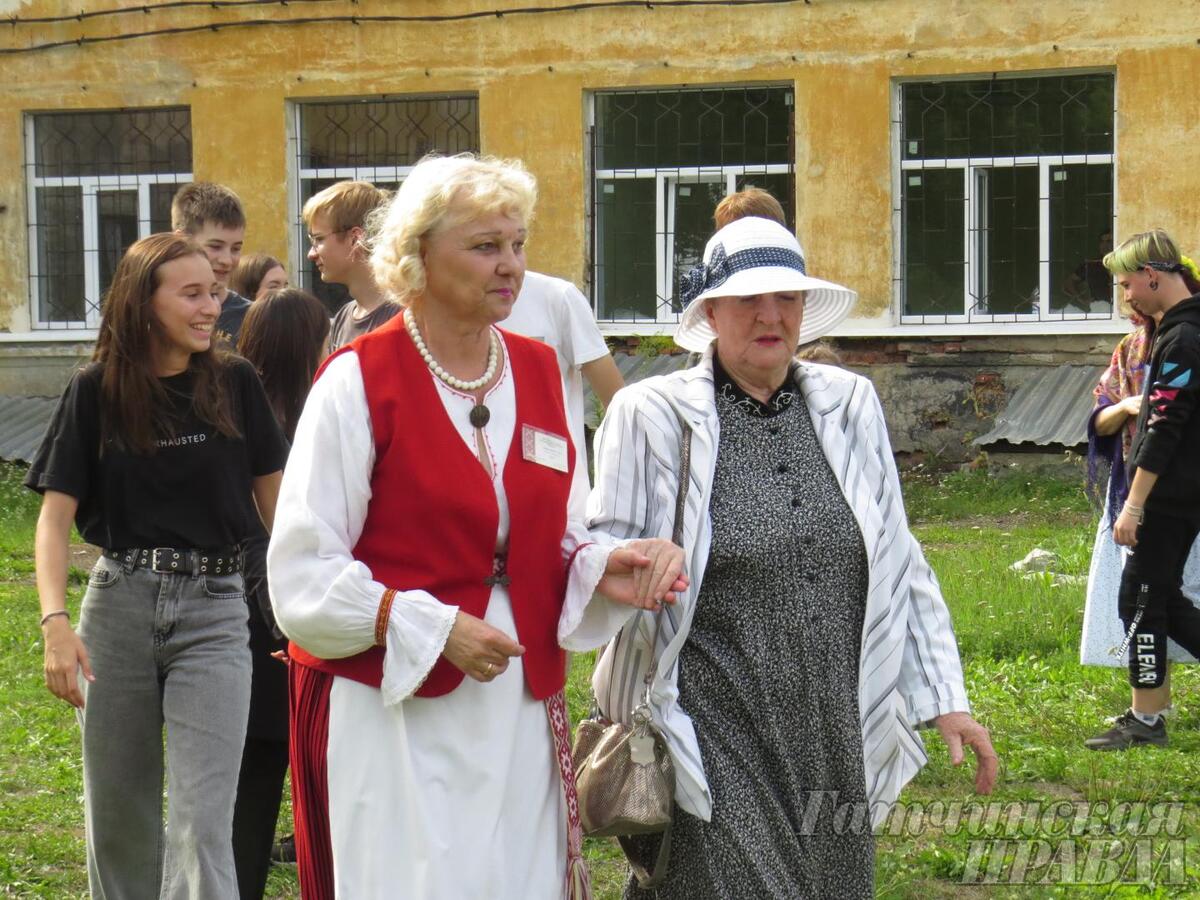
[304,181,397,351]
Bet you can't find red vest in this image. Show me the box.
[288,316,575,701]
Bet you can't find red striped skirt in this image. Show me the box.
[288,661,334,900]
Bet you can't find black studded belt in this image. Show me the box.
[103,547,243,577]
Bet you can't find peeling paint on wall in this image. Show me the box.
[1,0,1195,456]
[3,0,1197,329]
[833,333,1114,460]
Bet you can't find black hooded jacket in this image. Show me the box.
[1129,294,1200,514]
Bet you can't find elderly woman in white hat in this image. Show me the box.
[561,217,997,897]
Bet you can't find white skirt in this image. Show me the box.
[325,588,567,899]
[1079,493,1200,666]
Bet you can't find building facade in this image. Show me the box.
[2,0,1196,455]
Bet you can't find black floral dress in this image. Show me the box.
[626,359,873,899]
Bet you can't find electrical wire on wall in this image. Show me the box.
[10,0,343,26]
[3,0,812,55]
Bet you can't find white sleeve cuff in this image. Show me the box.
[558,537,639,651]
[907,683,971,729]
[380,592,459,707]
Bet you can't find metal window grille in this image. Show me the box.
[893,73,1116,325]
[589,85,795,324]
[292,95,479,313]
[24,107,193,329]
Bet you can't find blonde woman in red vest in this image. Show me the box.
[267,154,685,900]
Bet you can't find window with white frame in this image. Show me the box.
[25,107,192,329]
[293,95,479,313]
[590,86,794,323]
[896,73,1115,324]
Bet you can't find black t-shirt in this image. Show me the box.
[217,290,253,344]
[25,357,289,551]
[329,300,402,352]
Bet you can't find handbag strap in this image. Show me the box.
[672,423,693,547]
[606,419,694,706]
[618,830,673,889]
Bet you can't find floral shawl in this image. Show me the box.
[1088,315,1153,523]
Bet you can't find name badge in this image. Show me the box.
[522,424,569,473]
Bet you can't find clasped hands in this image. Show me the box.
[444,538,687,685]
[1118,394,1144,418]
[595,538,688,611]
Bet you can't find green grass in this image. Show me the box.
[2,463,1199,897]
[0,465,87,897]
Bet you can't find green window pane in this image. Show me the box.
[299,97,478,169]
[902,74,1113,160]
[97,190,139,302]
[671,180,725,311]
[596,88,791,170]
[33,108,192,178]
[150,183,180,234]
[591,86,793,321]
[1049,165,1114,314]
[35,187,86,323]
[902,169,964,316]
[734,172,794,230]
[976,166,1039,315]
[595,178,656,320]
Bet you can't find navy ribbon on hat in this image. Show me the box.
[679,244,808,306]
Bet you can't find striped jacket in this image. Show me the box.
[562,349,970,825]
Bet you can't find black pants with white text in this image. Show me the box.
[1118,509,1200,689]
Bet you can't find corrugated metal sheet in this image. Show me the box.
[974,364,1104,447]
[0,395,58,464]
[584,352,691,429]
[1,360,1095,460]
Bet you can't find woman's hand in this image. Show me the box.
[1094,394,1145,436]
[42,617,93,708]
[1113,507,1141,547]
[596,539,689,610]
[34,491,85,706]
[934,711,998,794]
[443,611,525,683]
[1119,394,1144,418]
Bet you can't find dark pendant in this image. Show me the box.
[469,403,491,429]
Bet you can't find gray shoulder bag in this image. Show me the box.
[570,420,692,888]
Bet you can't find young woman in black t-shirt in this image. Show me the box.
[26,233,288,898]
[232,288,329,899]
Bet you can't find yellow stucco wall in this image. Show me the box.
[1,0,1197,335]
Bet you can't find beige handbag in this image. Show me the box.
[571,422,691,888]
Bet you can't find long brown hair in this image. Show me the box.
[93,233,240,454]
[237,288,330,441]
[230,253,284,299]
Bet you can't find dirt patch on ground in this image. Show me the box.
[919,512,1093,531]
[1007,781,1087,802]
[69,543,101,573]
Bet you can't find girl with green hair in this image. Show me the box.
[1085,229,1200,750]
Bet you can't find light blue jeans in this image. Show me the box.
[76,554,251,899]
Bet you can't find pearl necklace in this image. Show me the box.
[404,307,499,392]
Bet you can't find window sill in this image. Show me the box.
[0,330,99,344]
[834,318,1129,338]
[597,321,683,337]
[597,319,1130,338]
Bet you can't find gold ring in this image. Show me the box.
[486,662,495,677]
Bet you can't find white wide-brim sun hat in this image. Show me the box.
[673,216,858,353]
